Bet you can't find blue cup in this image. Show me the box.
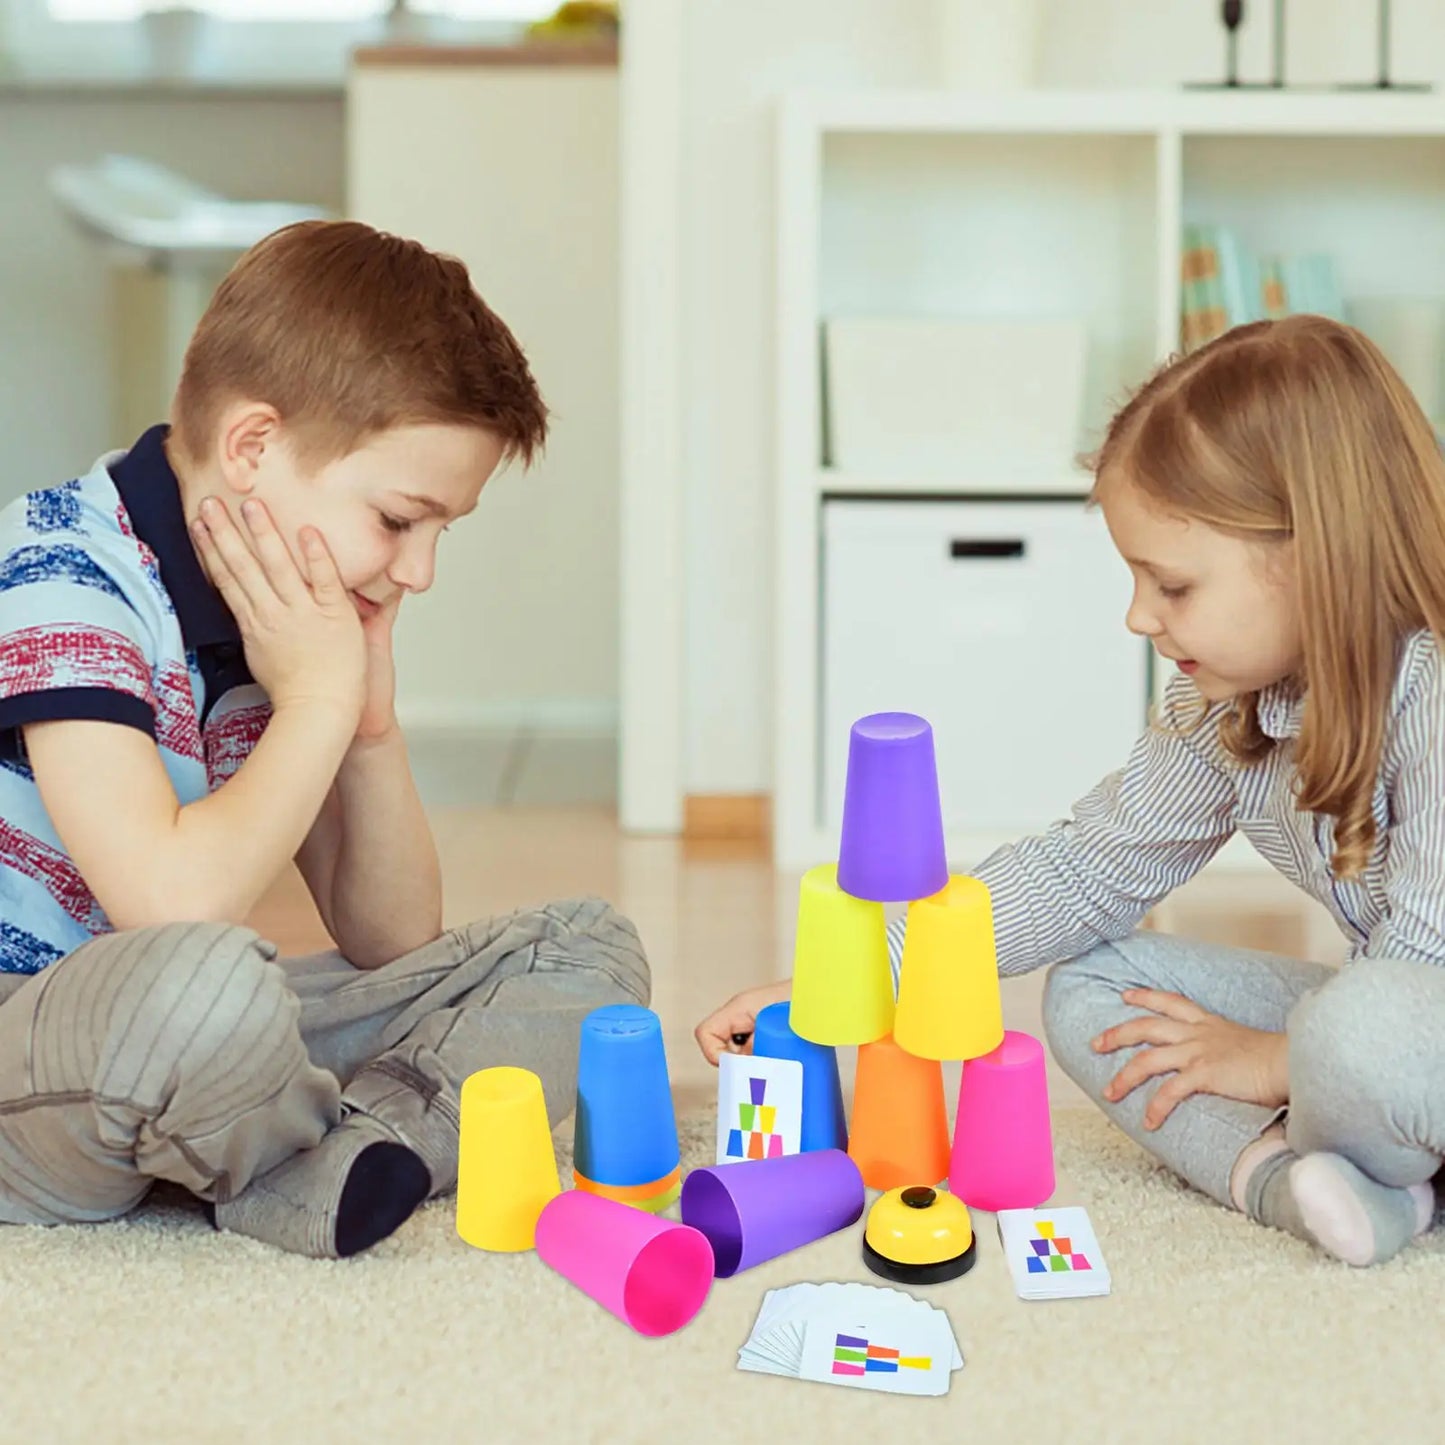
[573,1004,680,1188]
[752,1001,848,1153]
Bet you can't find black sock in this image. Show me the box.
[333,1142,432,1258]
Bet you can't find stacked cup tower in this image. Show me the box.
[789,712,1055,1209]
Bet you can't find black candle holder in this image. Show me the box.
[1335,0,1431,91]
[1186,0,1433,93]
[1186,0,1286,89]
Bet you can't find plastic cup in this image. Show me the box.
[847,1034,951,1191]
[680,1149,865,1277]
[572,1166,683,1214]
[836,713,949,904]
[456,1066,561,1252]
[949,1029,1056,1211]
[894,875,1005,1061]
[573,1003,680,1190]
[788,864,895,1046]
[534,1189,715,1337]
[752,1001,848,1152]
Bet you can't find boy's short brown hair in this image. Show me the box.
[170,219,548,472]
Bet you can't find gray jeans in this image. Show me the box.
[0,896,648,1225]
[1042,932,1445,1207]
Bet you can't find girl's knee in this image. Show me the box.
[1286,960,1441,1172]
[1041,960,1100,1071]
[1041,942,1152,1082]
[1288,959,1423,1091]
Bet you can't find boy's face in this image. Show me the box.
[201,409,505,619]
[1098,473,1303,702]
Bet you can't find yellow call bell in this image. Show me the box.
[863,1184,976,1284]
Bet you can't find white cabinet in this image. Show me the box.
[775,88,1445,870]
[821,498,1147,836]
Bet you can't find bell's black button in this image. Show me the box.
[901,1186,936,1209]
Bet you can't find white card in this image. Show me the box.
[797,1312,953,1396]
[738,1283,964,1387]
[716,1053,804,1165]
[996,1205,1111,1301]
[755,1283,961,1369]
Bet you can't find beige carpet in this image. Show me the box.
[3,1109,1442,1445]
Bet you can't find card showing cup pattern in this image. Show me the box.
[727,1075,785,1160]
[1025,1218,1093,1274]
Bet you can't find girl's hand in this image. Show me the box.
[1092,988,1289,1130]
[694,980,791,1066]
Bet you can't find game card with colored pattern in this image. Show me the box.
[796,1312,953,1396]
[716,1053,803,1165]
[996,1205,1111,1300]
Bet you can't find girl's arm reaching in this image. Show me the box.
[923,674,1240,977]
[1358,632,1445,966]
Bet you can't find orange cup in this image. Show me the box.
[573,1165,684,1214]
[847,1034,951,1191]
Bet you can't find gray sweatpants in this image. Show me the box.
[1042,932,1445,1207]
[0,896,648,1225]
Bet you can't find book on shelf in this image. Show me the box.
[1180,223,1344,351]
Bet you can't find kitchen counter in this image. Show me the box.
[351,41,618,69]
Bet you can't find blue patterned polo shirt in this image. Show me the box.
[0,425,270,973]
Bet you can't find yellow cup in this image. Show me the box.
[894,875,1004,1062]
[456,1066,561,1252]
[788,863,895,1046]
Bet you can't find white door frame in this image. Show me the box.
[618,0,686,832]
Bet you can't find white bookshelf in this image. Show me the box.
[775,86,1445,873]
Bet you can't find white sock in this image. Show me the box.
[1283,1152,1430,1268]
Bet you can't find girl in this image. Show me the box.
[696,314,1445,1268]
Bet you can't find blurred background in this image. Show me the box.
[1,0,1442,875]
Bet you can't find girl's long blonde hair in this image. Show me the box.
[1090,314,1445,879]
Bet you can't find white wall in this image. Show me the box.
[679,0,938,793]
[348,64,619,741]
[0,92,344,500]
[675,0,1445,795]
[1035,0,1442,91]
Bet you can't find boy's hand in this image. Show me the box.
[355,594,403,743]
[694,980,792,1066]
[1092,988,1290,1130]
[192,497,366,728]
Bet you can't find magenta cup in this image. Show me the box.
[534,1189,715,1337]
[949,1029,1056,1211]
[836,713,949,904]
[679,1149,865,1277]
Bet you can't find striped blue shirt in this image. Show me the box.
[887,630,1445,981]
[0,426,270,973]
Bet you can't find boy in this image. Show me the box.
[0,220,648,1258]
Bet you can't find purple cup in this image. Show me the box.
[836,713,949,903]
[679,1149,865,1277]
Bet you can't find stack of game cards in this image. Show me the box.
[996,1205,1111,1301]
[737,1282,962,1396]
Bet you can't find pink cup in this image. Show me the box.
[534,1189,715,1337]
[949,1029,1056,1211]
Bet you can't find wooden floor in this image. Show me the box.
[246,805,1347,1112]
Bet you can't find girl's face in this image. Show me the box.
[1098,475,1304,701]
